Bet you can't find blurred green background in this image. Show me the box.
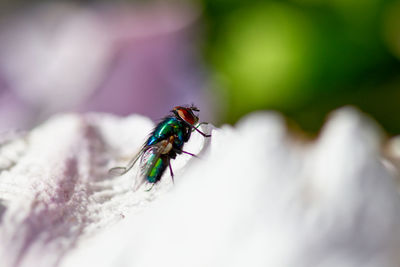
[1,0,400,135]
[202,0,400,134]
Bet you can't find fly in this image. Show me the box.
[109,105,211,191]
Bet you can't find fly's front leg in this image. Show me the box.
[192,122,208,131]
[193,127,211,138]
[192,122,211,138]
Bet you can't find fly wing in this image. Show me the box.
[109,149,143,177]
[133,141,167,191]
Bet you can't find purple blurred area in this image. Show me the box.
[0,2,211,131]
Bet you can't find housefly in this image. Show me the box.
[109,105,211,190]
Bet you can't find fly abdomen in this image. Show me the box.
[140,147,169,184]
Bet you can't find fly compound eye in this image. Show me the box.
[175,107,197,125]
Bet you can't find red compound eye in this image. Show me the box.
[174,106,199,125]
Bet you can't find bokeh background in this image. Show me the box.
[0,0,400,135]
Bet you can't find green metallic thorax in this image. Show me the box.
[146,116,191,150]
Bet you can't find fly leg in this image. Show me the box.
[181,150,198,157]
[192,122,208,131]
[168,160,174,184]
[193,127,211,138]
[192,122,211,138]
[173,148,198,158]
[192,122,211,137]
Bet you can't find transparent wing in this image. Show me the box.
[133,141,168,191]
[108,149,144,177]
